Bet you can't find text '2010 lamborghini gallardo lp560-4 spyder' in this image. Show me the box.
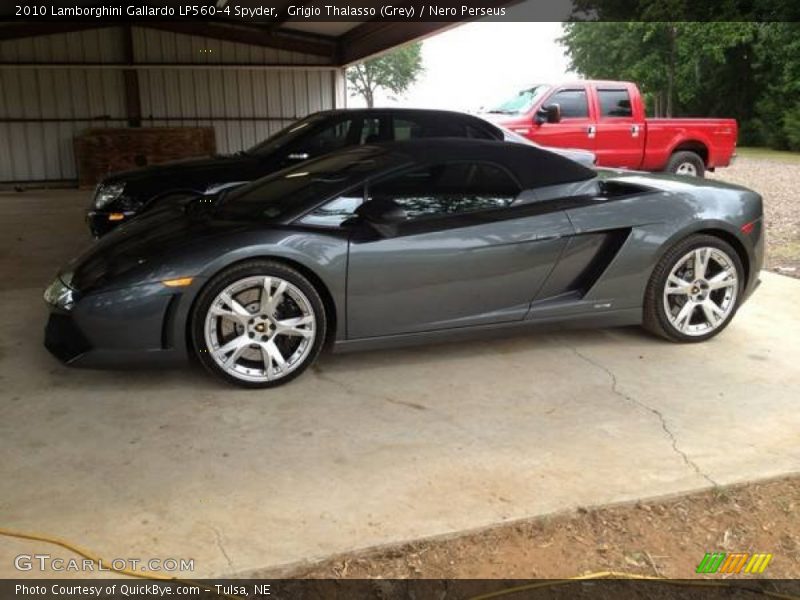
[44,139,763,388]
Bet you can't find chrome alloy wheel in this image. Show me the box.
[675,162,698,176]
[662,247,739,337]
[203,276,316,383]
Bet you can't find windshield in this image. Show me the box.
[489,85,550,115]
[218,147,399,221]
[244,114,326,156]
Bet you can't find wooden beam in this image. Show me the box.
[121,26,142,128]
[0,22,108,41]
[142,22,336,57]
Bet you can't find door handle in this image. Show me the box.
[631,125,640,138]
[587,125,596,139]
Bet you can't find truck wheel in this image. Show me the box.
[666,151,705,178]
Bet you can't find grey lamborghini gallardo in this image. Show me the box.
[44,139,763,387]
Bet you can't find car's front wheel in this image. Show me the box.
[192,260,326,388]
[644,235,743,342]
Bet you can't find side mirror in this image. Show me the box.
[536,104,561,124]
[353,197,407,235]
[355,197,407,224]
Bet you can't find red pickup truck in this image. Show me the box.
[484,80,737,177]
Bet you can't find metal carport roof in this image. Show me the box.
[1,0,517,66]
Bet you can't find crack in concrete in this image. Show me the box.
[209,525,235,574]
[313,368,428,411]
[569,345,718,488]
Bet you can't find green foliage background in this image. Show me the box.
[560,22,800,150]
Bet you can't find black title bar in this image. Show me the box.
[2,0,800,22]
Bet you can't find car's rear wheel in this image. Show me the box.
[666,151,705,178]
[192,260,326,388]
[644,235,743,342]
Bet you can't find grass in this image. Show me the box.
[736,146,800,163]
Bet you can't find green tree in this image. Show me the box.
[560,22,757,118]
[346,43,423,108]
[560,1,800,148]
[750,23,800,149]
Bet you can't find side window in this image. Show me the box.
[548,89,589,119]
[359,117,384,144]
[393,118,419,141]
[598,89,633,118]
[370,162,520,220]
[392,116,468,141]
[294,118,356,156]
[297,191,364,227]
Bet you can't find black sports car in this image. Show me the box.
[86,108,595,237]
[47,139,763,388]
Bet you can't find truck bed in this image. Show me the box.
[642,118,737,171]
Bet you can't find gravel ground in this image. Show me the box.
[709,156,800,278]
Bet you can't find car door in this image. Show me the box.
[344,161,576,339]
[592,86,646,169]
[530,86,596,152]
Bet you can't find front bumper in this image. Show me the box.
[43,282,190,368]
[45,312,92,363]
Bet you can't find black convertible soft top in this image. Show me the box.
[369,138,597,190]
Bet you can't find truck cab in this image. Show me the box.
[484,80,737,177]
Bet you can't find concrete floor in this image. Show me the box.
[1,190,799,579]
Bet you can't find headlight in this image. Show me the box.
[43,273,75,311]
[94,183,125,209]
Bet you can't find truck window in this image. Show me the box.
[548,89,589,119]
[598,89,633,118]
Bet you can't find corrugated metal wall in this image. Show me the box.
[0,28,127,182]
[0,27,342,183]
[133,28,338,155]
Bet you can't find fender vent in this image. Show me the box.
[161,294,181,350]
[572,228,631,295]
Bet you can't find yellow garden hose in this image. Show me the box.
[469,571,800,600]
[2,526,798,600]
